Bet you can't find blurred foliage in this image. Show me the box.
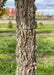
[0,0,7,17]
[36,38,54,54]
[38,22,44,26]
[8,21,13,29]
[35,21,38,29]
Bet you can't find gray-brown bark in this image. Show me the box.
[15,0,36,75]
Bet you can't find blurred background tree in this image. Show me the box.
[5,6,10,16]
[0,0,7,18]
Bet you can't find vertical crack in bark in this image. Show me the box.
[25,0,28,26]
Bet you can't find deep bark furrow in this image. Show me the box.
[25,0,28,26]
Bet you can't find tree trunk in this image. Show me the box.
[15,0,36,75]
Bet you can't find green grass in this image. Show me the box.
[0,37,16,53]
[0,33,16,37]
[37,64,54,75]
[36,32,54,75]
[0,33,54,75]
[37,54,54,75]
[36,24,54,32]
[0,33,16,75]
[0,62,16,75]
[0,22,54,75]
[0,23,16,31]
[0,23,54,32]
[0,54,12,60]
[36,38,54,54]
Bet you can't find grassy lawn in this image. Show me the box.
[0,23,54,75]
[36,32,54,75]
[36,24,54,32]
[0,33,54,75]
[0,33,16,75]
[0,23,54,32]
[0,23,16,31]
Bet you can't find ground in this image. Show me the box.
[0,19,54,24]
[0,22,54,75]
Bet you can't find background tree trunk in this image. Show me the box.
[15,0,36,75]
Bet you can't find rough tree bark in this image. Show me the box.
[15,0,36,75]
